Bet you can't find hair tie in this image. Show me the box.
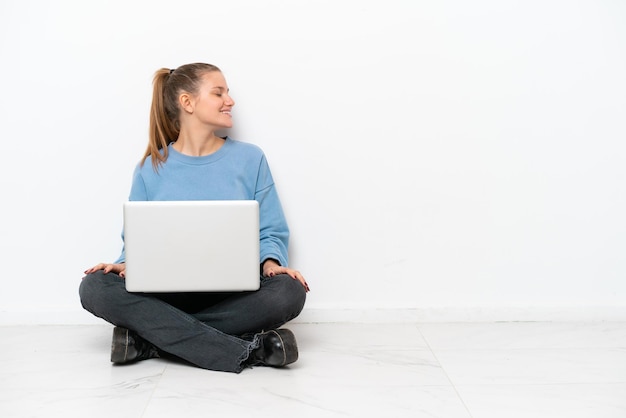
[169,68,175,74]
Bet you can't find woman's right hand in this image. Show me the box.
[84,263,126,278]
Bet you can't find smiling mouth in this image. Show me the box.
[221,110,232,115]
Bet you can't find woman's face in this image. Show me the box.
[188,71,235,130]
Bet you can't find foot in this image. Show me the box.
[249,329,298,367]
[110,326,160,364]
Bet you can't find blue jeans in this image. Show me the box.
[79,271,306,373]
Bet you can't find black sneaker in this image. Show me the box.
[248,329,298,367]
[110,326,160,364]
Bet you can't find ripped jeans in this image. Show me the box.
[79,270,306,373]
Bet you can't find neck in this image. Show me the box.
[173,130,225,156]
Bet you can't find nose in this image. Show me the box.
[225,93,235,106]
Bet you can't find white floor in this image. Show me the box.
[1,322,625,418]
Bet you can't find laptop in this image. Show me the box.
[123,200,260,292]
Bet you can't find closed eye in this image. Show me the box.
[212,87,229,97]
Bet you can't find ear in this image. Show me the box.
[179,92,194,114]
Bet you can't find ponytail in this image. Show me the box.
[144,68,178,170]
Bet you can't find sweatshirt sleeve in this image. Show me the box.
[113,164,148,263]
[255,155,290,267]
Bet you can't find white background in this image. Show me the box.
[1,0,624,323]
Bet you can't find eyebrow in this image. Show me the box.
[211,86,229,92]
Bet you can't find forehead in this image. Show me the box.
[200,71,228,89]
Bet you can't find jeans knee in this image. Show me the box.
[79,272,100,311]
[274,274,307,316]
[79,271,120,313]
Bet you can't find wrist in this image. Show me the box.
[261,258,281,274]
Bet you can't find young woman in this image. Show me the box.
[79,63,308,373]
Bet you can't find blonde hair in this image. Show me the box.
[144,63,221,170]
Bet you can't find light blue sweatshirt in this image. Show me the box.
[114,137,289,267]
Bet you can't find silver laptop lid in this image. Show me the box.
[123,200,260,292]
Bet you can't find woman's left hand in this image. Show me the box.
[263,260,310,292]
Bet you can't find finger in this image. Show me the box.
[84,264,104,274]
[298,277,310,292]
[282,268,295,279]
[288,271,309,291]
[293,272,310,292]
